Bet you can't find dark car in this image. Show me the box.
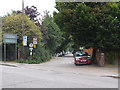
[74,52,92,65]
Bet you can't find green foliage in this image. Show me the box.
[54,2,95,49]
[2,5,66,63]
[54,2,120,64]
[16,58,25,63]
[16,59,40,64]
[54,2,120,49]
[2,13,42,45]
[93,2,120,49]
[27,60,38,64]
[2,13,51,63]
[16,47,51,64]
[16,60,24,63]
[42,11,64,54]
[32,45,51,61]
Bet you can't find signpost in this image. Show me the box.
[29,43,34,60]
[29,38,38,60]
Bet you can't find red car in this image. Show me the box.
[74,52,92,65]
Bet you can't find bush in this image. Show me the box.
[16,60,24,63]
[17,45,52,64]
[27,60,38,64]
[32,46,51,62]
[16,58,26,63]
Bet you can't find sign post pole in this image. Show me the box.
[22,0,25,59]
[15,44,17,60]
[4,43,6,63]
[30,50,32,60]
[29,43,34,60]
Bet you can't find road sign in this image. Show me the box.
[29,43,33,48]
[33,38,37,44]
[23,36,27,46]
[3,33,17,44]
[34,44,36,48]
[29,48,33,51]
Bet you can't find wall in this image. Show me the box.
[83,48,93,57]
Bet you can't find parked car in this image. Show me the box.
[74,52,92,65]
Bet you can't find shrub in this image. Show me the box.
[27,60,38,64]
[16,58,25,63]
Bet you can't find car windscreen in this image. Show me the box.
[75,52,88,57]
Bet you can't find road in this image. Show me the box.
[0,54,119,88]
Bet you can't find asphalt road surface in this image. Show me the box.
[1,54,119,88]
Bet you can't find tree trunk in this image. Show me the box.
[92,48,96,64]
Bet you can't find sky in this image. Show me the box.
[0,0,57,17]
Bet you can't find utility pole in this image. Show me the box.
[22,0,25,59]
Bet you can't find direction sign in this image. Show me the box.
[3,34,17,44]
[29,43,34,48]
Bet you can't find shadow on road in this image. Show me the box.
[0,63,17,67]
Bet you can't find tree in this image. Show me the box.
[42,11,64,55]
[17,5,66,55]
[2,13,43,60]
[17,6,40,23]
[54,2,120,49]
[54,2,120,65]
[54,2,77,52]
[92,2,120,49]
[2,13,42,45]
[54,2,96,49]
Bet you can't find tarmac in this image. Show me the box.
[0,54,120,78]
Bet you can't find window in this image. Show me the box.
[75,52,88,57]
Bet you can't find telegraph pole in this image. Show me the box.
[22,0,25,59]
